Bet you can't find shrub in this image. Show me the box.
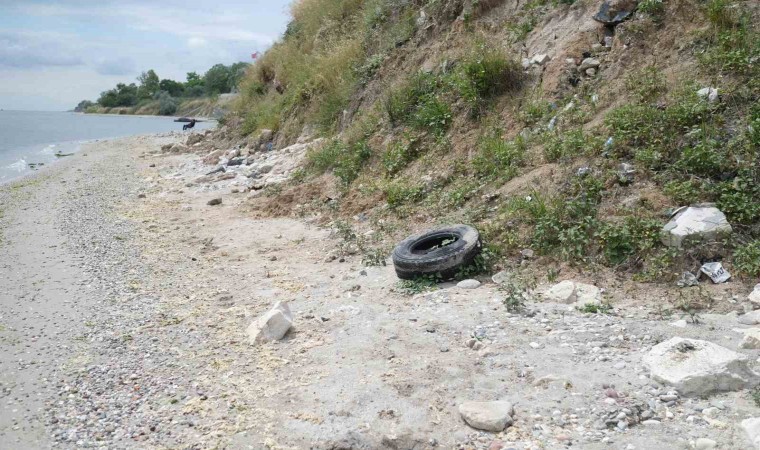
[154,91,178,115]
[385,73,451,135]
[384,180,425,208]
[307,138,373,187]
[460,46,523,99]
[473,132,526,179]
[382,137,419,176]
[543,128,601,162]
[734,240,760,277]
[715,172,760,224]
[625,66,667,103]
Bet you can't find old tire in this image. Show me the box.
[392,225,481,280]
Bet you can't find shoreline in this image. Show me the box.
[1,133,758,449]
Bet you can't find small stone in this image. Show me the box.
[641,420,661,426]
[531,54,551,65]
[491,271,511,285]
[613,361,626,370]
[246,302,293,344]
[579,57,601,71]
[749,284,760,306]
[697,87,719,103]
[529,342,544,349]
[670,319,688,328]
[520,249,535,259]
[457,279,481,289]
[207,198,222,206]
[740,329,760,349]
[585,68,597,76]
[458,401,515,432]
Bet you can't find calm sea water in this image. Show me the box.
[0,111,213,183]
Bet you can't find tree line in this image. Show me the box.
[75,62,249,114]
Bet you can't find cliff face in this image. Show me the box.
[225,0,758,282]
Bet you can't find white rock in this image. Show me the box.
[695,438,717,450]
[544,280,577,303]
[697,87,719,103]
[749,284,760,306]
[246,301,293,344]
[660,206,732,248]
[457,279,481,289]
[670,319,688,328]
[491,271,511,285]
[458,401,514,432]
[740,328,760,349]
[543,280,602,307]
[643,337,757,396]
[529,342,544,349]
[531,54,551,65]
[579,57,601,71]
[743,418,760,449]
[739,310,760,325]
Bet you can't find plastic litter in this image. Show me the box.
[700,262,731,284]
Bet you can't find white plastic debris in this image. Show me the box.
[700,262,730,284]
[677,271,699,287]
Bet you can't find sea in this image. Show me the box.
[0,110,214,183]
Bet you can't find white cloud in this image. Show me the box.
[187,37,208,48]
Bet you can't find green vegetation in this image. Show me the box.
[397,276,439,295]
[578,302,613,314]
[473,128,526,179]
[76,62,249,115]
[734,240,760,277]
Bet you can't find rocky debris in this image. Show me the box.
[749,284,760,306]
[739,310,760,325]
[579,57,601,71]
[742,418,760,449]
[531,54,550,65]
[643,337,757,397]
[660,206,732,249]
[700,262,731,283]
[161,142,189,154]
[458,401,514,432]
[207,198,222,206]
[739,328,760,349]
[593,0,638,24]
[227,157,245,167]
[457,279,481,289]
[202,149,225,165]
[245,138,325,187]
[677,271,699,287]
[246,301,293,344]
[617,162,635,184]
[697,87,719,103]
[206,165,225,176]
[543,280,602,307]
[186,133,204,146]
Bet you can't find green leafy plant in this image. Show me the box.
[734,240,760,277]
[578,302,613,314]
[473,131,526,179]
[397,275,439,295]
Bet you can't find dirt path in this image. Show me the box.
[1,134,758,450]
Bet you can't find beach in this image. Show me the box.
[0,133,757,449]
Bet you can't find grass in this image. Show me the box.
[578,302,613,314]
[734,240,760,277]
[473,128,526,179]
[307,138,373,188]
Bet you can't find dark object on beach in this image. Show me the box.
[183,119,197,131]
[174,117,205,123]
[392,224,481,280]
[54,152,75,158]
[207,198,222,206]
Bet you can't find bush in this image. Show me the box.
[473,131,526,179]
[307,138,373,187]
[384,180,425,208]
[734,240,760,277]
[382,137,419,176]
[543,128,601,162]
[154,91,178,115]
[460,46,523,99]
[715,172,760,224]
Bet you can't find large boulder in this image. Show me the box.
[643,337,758,396]
[660,206,732,249]
[743,418,760,449]
[246,302,293,344]
[458,401,515,432]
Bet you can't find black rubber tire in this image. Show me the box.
[392,224,481,280]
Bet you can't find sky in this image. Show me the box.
[0,0,293,111]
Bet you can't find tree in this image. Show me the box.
[203,64,231,95]
[74,100,95,112]
[186,71,203,88]
[228,62,250,93]
[137,70,160,99]
[159,79,185,97]
[154,91,178,115]
[97,83,139,107]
